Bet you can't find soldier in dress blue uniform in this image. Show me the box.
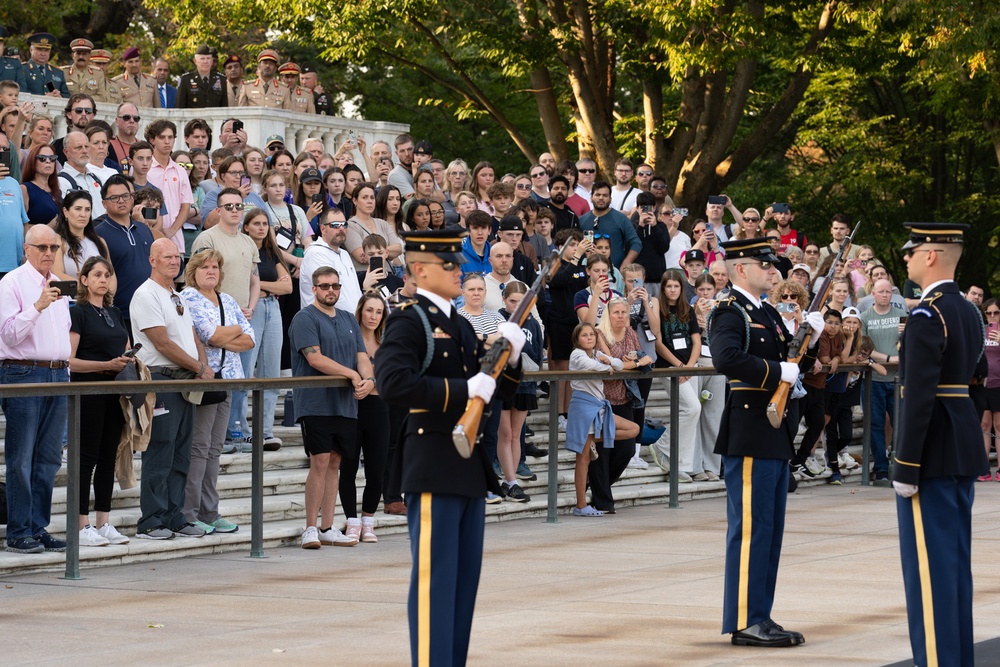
[0,27,27,91]
[375,229,525,667]
[708,237,823,647]
[21,33,68,98]
[893,222,987,667]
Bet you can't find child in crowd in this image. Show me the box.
[828,334,887,480]
[132,188,166,240]
[793,309,844,478]
[360,234,404,293]
[824,306,861,483]
[531,207,556,260]
[565,323,639,516]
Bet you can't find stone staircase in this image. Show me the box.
[0,390,869,577]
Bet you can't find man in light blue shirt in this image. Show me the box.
[0,131,28,276]
[579,181,641,270]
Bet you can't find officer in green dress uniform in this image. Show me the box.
[375,229,525,667]
[0,27,27,91]
[709,237,822,647]
[21,33,68,97]
[177,45,227,109]
[300,65,330,116]
[894,222,987,667]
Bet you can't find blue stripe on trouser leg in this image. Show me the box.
[406,492,486,667]
[896,476,975,667]
[721,456,789,634]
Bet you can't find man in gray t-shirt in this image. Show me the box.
[859,279,905,479]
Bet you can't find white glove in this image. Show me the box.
[805,311,826,336]
[496,322,526,361]
[779,361,800,384]
[893,481,918,498]
[467,372,497,403]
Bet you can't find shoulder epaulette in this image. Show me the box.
[924,292,943,306]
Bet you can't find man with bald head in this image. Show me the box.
[0,225,73,553]
[483,241,542,324]
[59,130,107,217]
[859,278,908,482]
[131,238,214,540]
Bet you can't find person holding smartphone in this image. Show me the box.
[360,235,403,294]
[69,256,135,547]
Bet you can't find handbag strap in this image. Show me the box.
[217,296,226,370]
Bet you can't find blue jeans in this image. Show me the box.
[237,296,281,438]
[0,364,69,540]
[870,381,896,474]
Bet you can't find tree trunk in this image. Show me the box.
[530,67,569,162]
[643,76,666,171]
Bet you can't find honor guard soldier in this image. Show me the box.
[0,27,27,91]
[113,47,160,108]
[62,38,118,103]
[300,65,330,115]
[222,54,244,107]
[375,229,525,667]
[278,62,315,114]
[708,237,823,648]
[893,222,987,667]
[177,45,227,108]
[237,49,290,109]
[21,33,68,97]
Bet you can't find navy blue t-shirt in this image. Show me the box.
[95,216,155,321]
[288,304,365,420]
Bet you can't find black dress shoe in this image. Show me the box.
[525,444,548,458]
[765,619,805,644]
[731,621,800,647]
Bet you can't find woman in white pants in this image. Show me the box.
[691,274,723,480]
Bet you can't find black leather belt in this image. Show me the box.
[147,366,193,379]
[3,359,69,369]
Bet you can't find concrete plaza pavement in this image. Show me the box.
[2,481,1000,666]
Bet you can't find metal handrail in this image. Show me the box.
[0,363,886,578]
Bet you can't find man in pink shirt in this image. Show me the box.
[0,225,73,554]
[145,119,193,254]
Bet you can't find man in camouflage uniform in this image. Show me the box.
[279,62,315,114]
[237,49,289,109]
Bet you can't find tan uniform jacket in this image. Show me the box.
[226,80,244,108]
[237,77,291,109]
[286,85,316,114]
[113,72,161,108]
[62,65,119,103]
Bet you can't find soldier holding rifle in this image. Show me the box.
[375,229,525,667]
[708,237,824,647]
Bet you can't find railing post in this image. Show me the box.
[861,368,873,486]
[249,388,266,558]
[63,393,81,580]
[669,375,680,509]
[545,381,560,524]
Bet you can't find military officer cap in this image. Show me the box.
[70,38,94,52]
[91,49,112,65]
[278,62,300,75]
[122,46,140,61]
[257,49,280,63]
[195,44,212,56]
[401,228,469,264]
[28,33,57,49]
[719,237,779,263]
[901,222,969,250]
[207,46,218,56]
[301,64,317,74]
[0,27,9,39]
[223,54,241,67]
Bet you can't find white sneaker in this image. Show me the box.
[301,526,320,549]
[839,451,860,470]
[627,455,648,470]
[557,415,568,432]
[97,522,130,545]
[319,526,358,547]
[79,525,110,547]
[805,455,827,476]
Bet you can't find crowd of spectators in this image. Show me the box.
[1,28,996,551]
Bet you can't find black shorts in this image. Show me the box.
[986,387,1000,413]
[502,393,538,412]
[548,319,577,361]
[300,415,359,458]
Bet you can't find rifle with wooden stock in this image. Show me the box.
[765,221,861,428]
[452,248,563,458]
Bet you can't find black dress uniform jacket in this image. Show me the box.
[709,289,816,459]
[893,282,988,485]
[176,71,228,108]
[375,294,521,498]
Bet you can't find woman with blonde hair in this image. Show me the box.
[735,207,765,240]
[442,158,472,226]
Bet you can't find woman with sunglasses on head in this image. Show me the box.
[69,256,135,547]
[242,208,292,451]
[20,143,62,227]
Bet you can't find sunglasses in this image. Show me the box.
[780,294,797,300]
[451,170,467,177]
[578,168,596,174]
[804,249,819,254]
[420,260,460,271]
[29,243,61,253]
[651,183,667,189]
[170,293,185,316]
[96,306,115,328]
[314,282,342,291]
[104,193,134,203]
[637,171,653,177]
[267,144,285,152]
[986,310,1000,316]
[117,114,140,122]
[531,172,546,178]
[221,203,246,211]
[176,162,194,170]
[591,233,610,240]
[72,108,95,115]
[743,217,760,222]
[321,221,347,229]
